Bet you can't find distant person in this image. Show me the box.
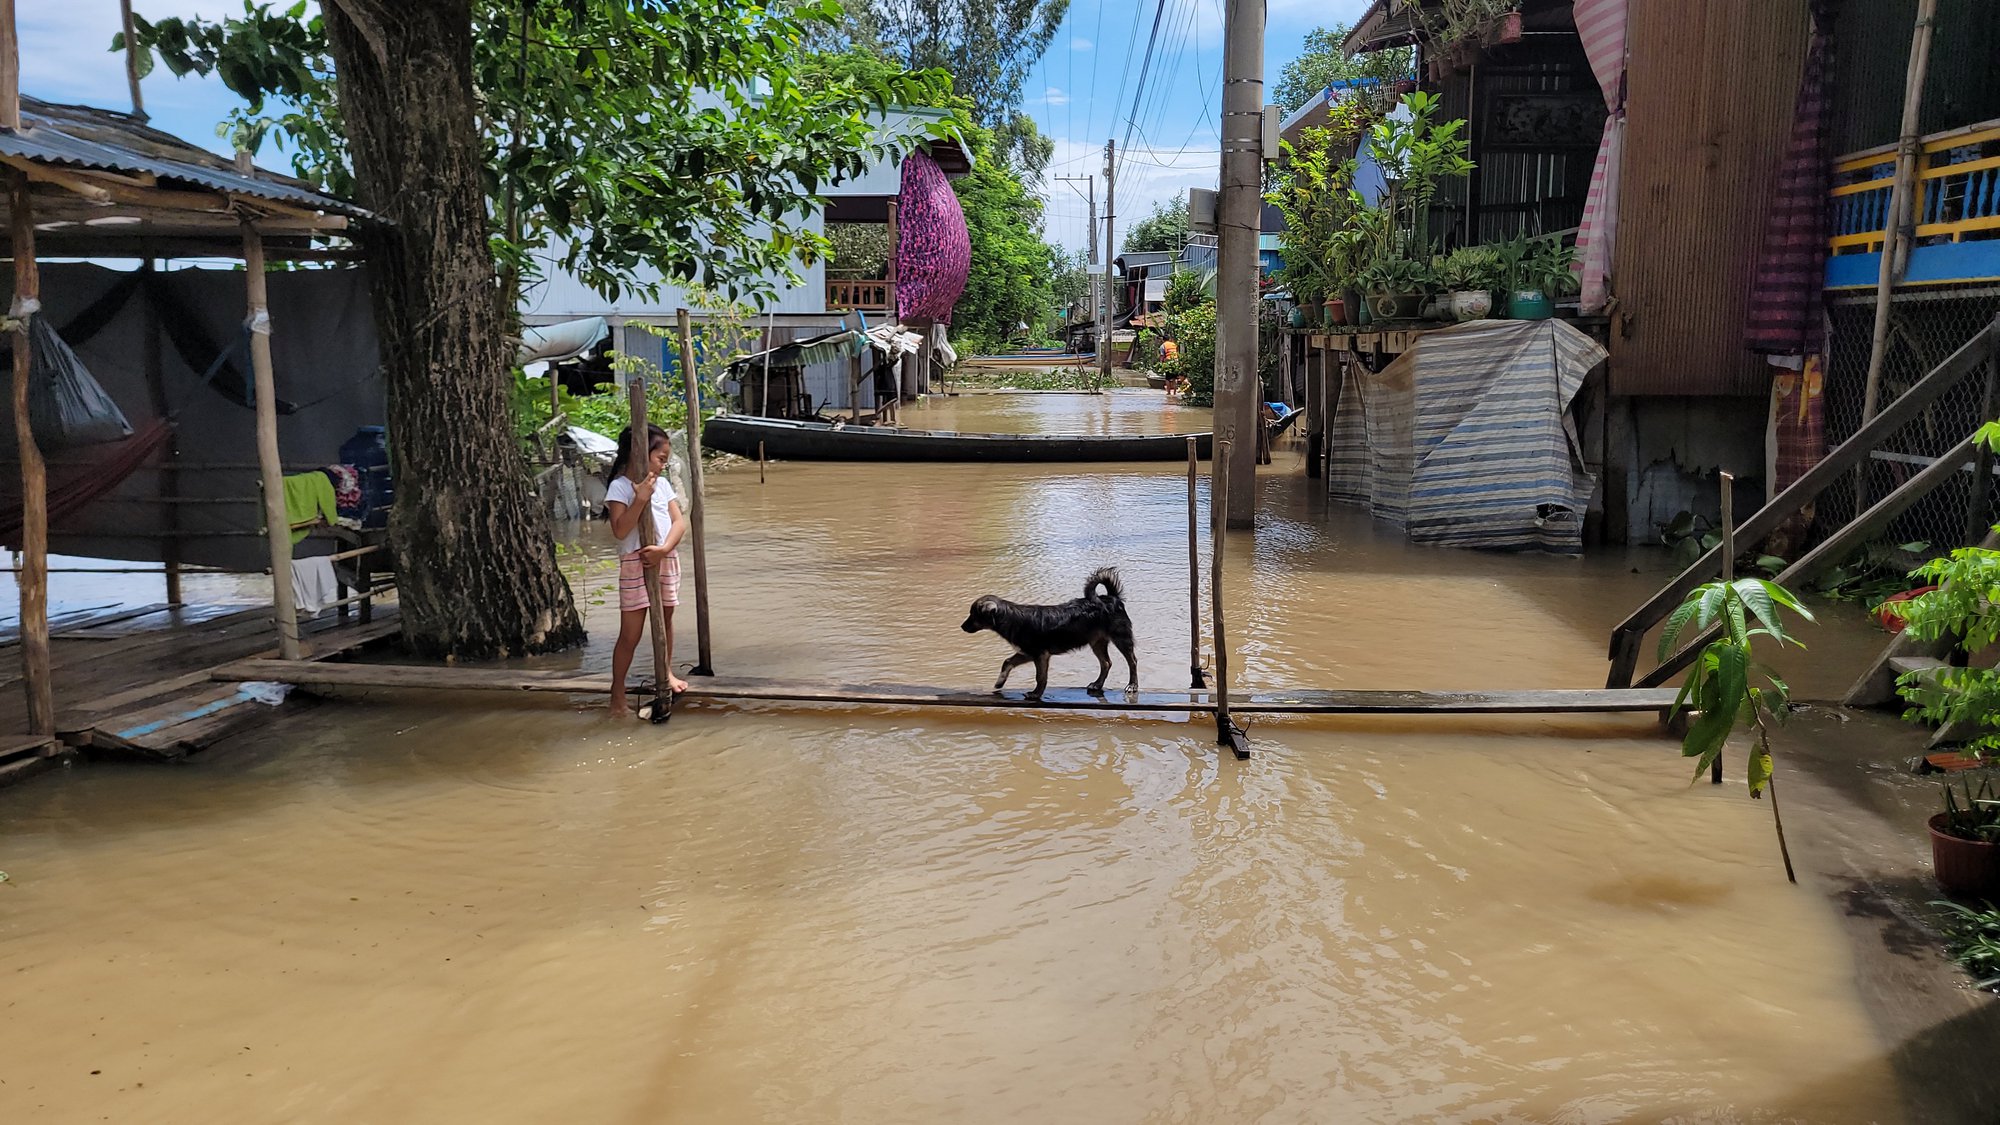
[605,423,689,715]
[1161,338,1179,365]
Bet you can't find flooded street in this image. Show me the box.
[0,391,1956,1123]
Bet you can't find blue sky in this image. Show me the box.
[19,1,1371,260]
[1026,0,1373,256]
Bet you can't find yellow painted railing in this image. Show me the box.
[1830,120,2000,254]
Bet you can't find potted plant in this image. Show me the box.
[1436,246,1499,321]
[1497,237,1578,320]
[1359,258,1431,322]
[1927,777,2000,900]
[1661,576,1818,883]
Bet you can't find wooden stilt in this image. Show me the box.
[241,218,303,660]
[139,262,182,606]
[674,308,714,676]
[626,377,670,713]
[1715,470,1734,785]
[7,169,53,736]
[1210,436,1248,758]
[1187,435,1206,690]
[758,440,766,484]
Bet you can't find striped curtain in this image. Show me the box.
[893,149,971,325]
[1744,0,1835,355]
[1572,0,1627,313]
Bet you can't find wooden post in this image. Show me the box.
[758,440,766,485]
[241,220,303,661]
[0,0,18,131]
[118,0,145,119]
[8,170,52,735]
[1187,436,1206,690]
[1211,436,1248,758]
[139,262,181,606]
[625,377,671,706]
[1715,470,1734,785]
[674,308,714,676]
[1857,0,1940,505]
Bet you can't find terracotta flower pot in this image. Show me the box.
[1323,298,1343,328]
[1491,10,1524,45]
[1929,813,2000,900]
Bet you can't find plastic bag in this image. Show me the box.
[23,316,133,448]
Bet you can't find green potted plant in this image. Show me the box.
[1661,576,1818,883]
[1436,246,1499,321]
[1506,238,1579,320]
[1925,777,2000,901]
[1359,258,1431,322]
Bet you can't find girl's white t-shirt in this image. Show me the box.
[605,474,676,555]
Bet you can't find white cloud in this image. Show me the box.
[1071,38,1094,51]
[1044,87,1071,107]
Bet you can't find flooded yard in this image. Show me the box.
[0,391,1985,1123]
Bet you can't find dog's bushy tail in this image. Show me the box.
[1086,566,1124,605]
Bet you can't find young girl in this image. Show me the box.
[604,423,689,715]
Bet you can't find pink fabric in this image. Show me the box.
[1572,0,1628,313]
[894,149,971,324]
[619,551,681,612]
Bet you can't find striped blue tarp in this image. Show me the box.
[1326,320,1605,555]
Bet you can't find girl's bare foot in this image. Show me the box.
[667,675,690,694]
[608,693,633,717]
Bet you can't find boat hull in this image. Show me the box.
[704,416,1213,463]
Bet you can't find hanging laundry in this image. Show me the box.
[322,464,363,518]
[290,556,338,615]
[282,471,339,545]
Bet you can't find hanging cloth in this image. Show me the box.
[1744,0,1836,356]
[1572,0,1628,314]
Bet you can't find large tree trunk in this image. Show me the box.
[324,0,584,657]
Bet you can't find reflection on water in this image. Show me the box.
[0,393,1917,1123]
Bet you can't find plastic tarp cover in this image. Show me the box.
[1326,319,1606,555]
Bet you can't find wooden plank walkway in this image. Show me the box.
[211,660,1682,720]
[0,601,404,766]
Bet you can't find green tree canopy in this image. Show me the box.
[1122,197,1189,255]
[1272,24,1415,114]
[130,0,958,303]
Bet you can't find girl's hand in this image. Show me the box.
[639,544,675,565]
[630,472,657,505]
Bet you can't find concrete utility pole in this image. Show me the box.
[1100,140,1117,383]
[1056,174,1097,263]
[1213,0,1265,528]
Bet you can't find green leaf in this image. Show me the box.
[1747,744,1773,796]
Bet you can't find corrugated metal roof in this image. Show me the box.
[3,97,371,219]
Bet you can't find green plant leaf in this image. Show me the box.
[1747,744,1773,796]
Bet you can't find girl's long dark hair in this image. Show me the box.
[607,423,672,485]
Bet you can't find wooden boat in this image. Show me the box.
[704,415,1213,463]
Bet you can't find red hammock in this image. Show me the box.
[0,419,175,548]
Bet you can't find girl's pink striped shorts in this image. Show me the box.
[618,551,680,612]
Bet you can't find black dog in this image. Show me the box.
[961,567,1138,700]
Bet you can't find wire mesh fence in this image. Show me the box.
[1816,285,2000,569]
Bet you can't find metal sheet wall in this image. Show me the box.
[1610,0,1810,397]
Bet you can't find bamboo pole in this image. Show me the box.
[118,0,145,119]
[625,377,670,707]
[8,170,52,735]
[1187,435,1206,690]
[1857,0,1940,503]
[241,218,303,661]
[1715,470,1734,785]
[674,308,714,675]
[1210,436,1247,758]
[0,0,18,131]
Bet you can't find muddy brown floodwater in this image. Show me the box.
[0,389,1960,1122]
